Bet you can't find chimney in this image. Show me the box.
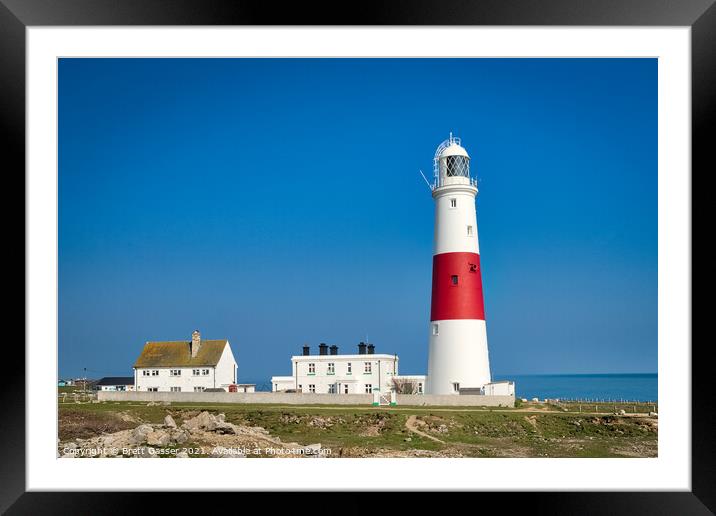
[330,345,338,355]
[358,342,367,355]
[367,343,375,355]
[191,330,201,358]
[319,343,328,356]
[302,345,310,356]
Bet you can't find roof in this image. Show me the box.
[96,376,134,386]
[439,142,469,159]
[133,339,228,368]
[291,353,398,361]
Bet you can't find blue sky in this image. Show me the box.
[58,58,657,382]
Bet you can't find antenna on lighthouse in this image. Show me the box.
[419,169,433,191]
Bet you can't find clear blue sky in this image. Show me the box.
[58,58,657,382]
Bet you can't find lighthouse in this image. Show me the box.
[425,134,491,395]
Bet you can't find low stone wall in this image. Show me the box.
[97,391,373,405]
[398,394,515,407]
[98,391,514,407]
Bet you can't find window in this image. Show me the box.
[364,384,373,393]
[147,387,158,392]
[151,370,159,376]
[453,382,460,393]
[201,369,210,376]
[308,363,315,374]
[327,363,335,374]
[364,362,372,374]
[298,384,302,391]
[432,323,439,336]
[328,384,337,394]
[418,383,423,394]
[451,275,459,285]
[308,384,316,393]
[192,369,200,376]
[344,385,349,394]
[445,155,470,177]
[450,198,457,208]
[142,370,150,376]
[170,369,181,376]
[467,225,473,236]
[347,362,352,374]
[194,386,205,392]
[170,386,181,392]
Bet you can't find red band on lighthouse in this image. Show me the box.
[430,252,485,321]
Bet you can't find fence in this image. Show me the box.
[537,398,658,414]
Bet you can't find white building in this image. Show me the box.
[95,377,135,391]
[271,343,425,395]
[133,330,238,392]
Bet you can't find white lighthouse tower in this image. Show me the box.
[425,134,492,395]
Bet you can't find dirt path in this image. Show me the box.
[405,415,445,444]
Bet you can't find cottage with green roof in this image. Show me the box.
[133,330,238,392]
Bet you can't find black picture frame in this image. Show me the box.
[4,0,709,513]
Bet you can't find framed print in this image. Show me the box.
[4,0,711,512]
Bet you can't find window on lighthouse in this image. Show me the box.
[445,155,470,177]
[451,275,459,285]
[467,225,474,236]
[450,198,457,208]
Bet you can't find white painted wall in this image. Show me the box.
[99,385,133,391]
[427,319,491,395]
[482,381,515,396]
[271,354,399,394]
[432,185,480,255]
[215,342,238,388]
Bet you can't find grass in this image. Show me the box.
[58,400,658,458]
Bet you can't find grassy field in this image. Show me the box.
[58,400,658,458]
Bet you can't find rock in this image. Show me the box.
[214,422,239,435]
[404,437,412,442]
[182,411,219,432]
[65,442,78,450]
[164,415,177,428]
[146,429,171,447]
[649,412,658,417]
[618,409,626,416]
[531,398,539,402]
[171,429,190,444]
[129,424,153,445]
[176,451,189,458]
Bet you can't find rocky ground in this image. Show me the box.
[59,411,325,458]
[58,402,658,458]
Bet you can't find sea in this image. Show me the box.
[247,373,657,402]
[493,373,658,402]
